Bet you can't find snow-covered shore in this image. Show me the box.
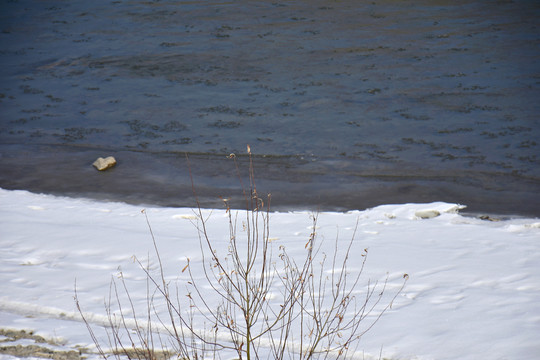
[1,188,539,359]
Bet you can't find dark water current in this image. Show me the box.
[1,0,539,216]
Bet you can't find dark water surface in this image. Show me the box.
[1,0,539,216]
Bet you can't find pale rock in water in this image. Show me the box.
[415,209,441,219]
[92,156,117,171]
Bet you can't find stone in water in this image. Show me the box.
[415,209,440,219]
[93,156,116,171]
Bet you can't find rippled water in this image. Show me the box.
[1,0,539,216]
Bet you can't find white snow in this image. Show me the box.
[1,187,539,359]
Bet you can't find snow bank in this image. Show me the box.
[1,188,539,359]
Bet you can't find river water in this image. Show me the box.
[1,0,539,216]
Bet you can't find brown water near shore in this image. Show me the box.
[1,143,538,217]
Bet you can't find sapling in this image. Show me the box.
[76,146,408,359]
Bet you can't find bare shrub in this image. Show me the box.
[75,146,408,360]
